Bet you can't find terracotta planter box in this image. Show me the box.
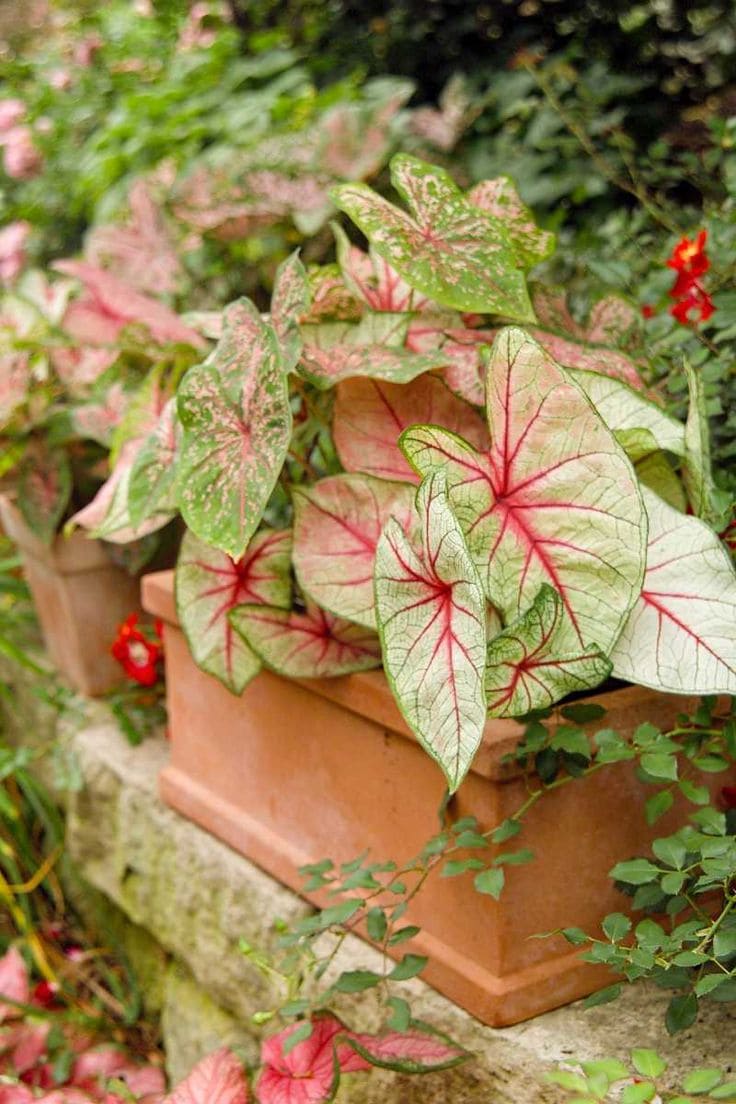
[143,568,729,1027]
[0,495,143,696]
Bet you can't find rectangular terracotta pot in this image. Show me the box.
[143,568,729,1027]
[0,494,143,697]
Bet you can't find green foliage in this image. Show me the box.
[549,1049,736,1102]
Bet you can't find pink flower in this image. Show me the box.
[0,220,30,282]
[49,68,72,91]
[257,1017,369,1104]
[74,34,103,67]
[0,99,25,132]
[1,127,43,180]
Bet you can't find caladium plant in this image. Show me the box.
[99,153,735,792]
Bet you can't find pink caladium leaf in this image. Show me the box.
[567,369,685,460]
[128,398,180,528]
[17,442,72,543]
[305,265,362,323]
[270,250,310,372]
[0,1085,35,1103]
[0,948,29,1021]
[406,318,498,406]
[230,602,381,680]
[484,584,611,717]
[69,440,173,543]
[332,223,432,313]
[86,179,182,296]
[331,155,534,320]
[51,347,116,396]
[333,374,488,484]
[585,295,641,348]
[529,329,645,391]
[611,487,736,694]
[177,298,291,560]
[467,176,555,269]
[54,260,204,349]
[166,1047,249,1104]
[292,474,415,629]
[257,1017,359,1104]
[71,381,129,446]
[409,74,476,153]
[176,527,291,694]
[0,352,30,425]
[401,328,646,655]
[298,313,446,390]
[374,470,487,791]
[318,79,413,180]
[340,1023,469,1074]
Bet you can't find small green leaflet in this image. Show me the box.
[374,470,487,792]
[332,154,534,320]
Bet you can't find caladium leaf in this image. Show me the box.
[682,361,720,524]
[299,313,445,389]
[611,487,736,694]
[332,222,432,313]
[270,250,310,372]
[409,74,475,152]
[86,179,181,297]
[374,470,487,791]
[485,584,611,717]
[634,449,687,512]
[586,295,640,347]
[341,1024,469,1073]
[71,380,129,446]
[167,1047,249,1104]
[331,155,534,320]
[0,353,30,425]
[17,442,72,543]
[568,369,685,457]
[405,316,496,406]
[176,527,291,694]
[401,328,646,653]
[292,474,415,629]
[0,947,29,1021]
[177,298,292,560]
[230,602,382,679]
[467,177,555,269]
[128,398,180,527]
[529,330,644,390]
[333,374,488,484]
[70,439,173,543]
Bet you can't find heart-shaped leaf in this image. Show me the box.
[299,312,445,389]
[128,398,180,528]
[333,374,488,484]
[332,222,432,312]
[374,470,487,791]
[568,369,684,457]
[176,527,292,694]
[17,442,71,543]
[177,298,291,560]
[610,487,736,694]
[401,328,646,653]
[485,584,612,717]
[467,177,556,268]
[341,1024,468,1074]
[270,250,309,372]
[292,474,414,628]
[70,438,173,543]
[332,155,534,320]
[230,602,382,679]
[167,1048,249,1104]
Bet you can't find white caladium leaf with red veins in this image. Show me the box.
[331,155,534,321]
[166,1047,249,1104]
[128,398,181,528]
[177,298,291,560]
[292,474,415,629]
[567,369,685,458]
[333,222,432,313]
[176,528,291,694]
[485,584,611,717]
[299,312,445,390]
[467,177,556,269]
[401,328,646,654]
[374,470,487,792]
[270,250,310,372]
[334,374,489,485]
[230,601,381,679]
[611,488,736,694]
[341,1025,469,1073]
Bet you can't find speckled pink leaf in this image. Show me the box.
[305,264,362,323]
[318,80,413,180]
[586,295,640,347]
[467,177,555,268]
[401,328,646,653]
[0,352,30,424]
[333,374,488,484]
[270,250,310,372]
[166,1048,249,1104]
[485,584,611,717]
[230,601,381,679]
[0,947,29,1021]
[71,381,129,446]
[86,179,181,296]
[17,442,72,543]
[299,313,445,389]
[293,474,414,628]
[341,1024,468,1073]
[406,318,497,406]
[374,470,487,791]
[177,298,291,559]
[51,347,116,395]
[529,329,645,390]
[128,398,180,527]
[530,287,585,339]
[176,527,291,694]
[409,74,475,152]
[70,438,173,542]
[611,488,736,693]
[332,155,533,320]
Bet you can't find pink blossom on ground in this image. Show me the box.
[0,100,25,132]
[0,221,30,282]
[1,127,43,180]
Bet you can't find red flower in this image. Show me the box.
[670,282,715,325]
[666,229,715,327]
[641,304,656,319]
[667,230,710,281]
[721,786,736,810]
[111,613,163,687]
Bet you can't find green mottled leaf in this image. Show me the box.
[467,176,556,268]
